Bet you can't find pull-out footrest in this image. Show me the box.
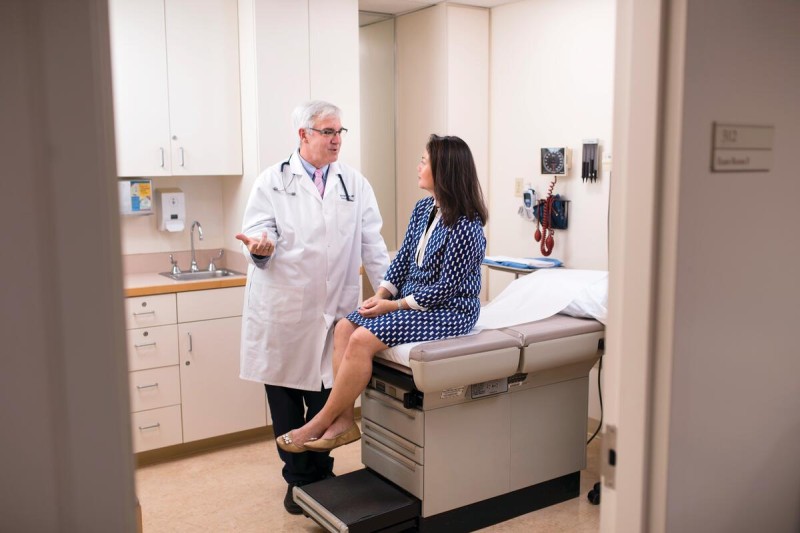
[294,469,420,533]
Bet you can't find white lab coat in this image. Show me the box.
[239,151,390,390]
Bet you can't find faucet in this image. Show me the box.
[169,254,182,276]
[208,249,224,272]
[190,221,204,272]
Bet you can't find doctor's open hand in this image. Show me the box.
[236,232,275,257]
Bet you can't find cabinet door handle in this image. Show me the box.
[188,332,193,352]
[159,147,165,168]
[134,342,157,349]
[138,422,161,431]
[179,147,185,167]
[136,382,159,390]
[132,311,155,316]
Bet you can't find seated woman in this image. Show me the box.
[276,134,489,453]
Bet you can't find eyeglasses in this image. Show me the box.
[308,127,348,138]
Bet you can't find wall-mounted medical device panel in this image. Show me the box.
[581,139,600,182]
[518,188,537,222]
[540,147,571,176]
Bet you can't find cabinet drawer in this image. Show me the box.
[125,294,177,328]
[362,389,424,447]
[131,405,183,453]
[362,434,423,499]
[127,324,179,371]
[129,366,181,412]
[177,286,244,322]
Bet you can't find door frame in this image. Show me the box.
[601,0,683,530]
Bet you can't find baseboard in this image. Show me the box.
[135,408,363,467]
[135,426,273,467]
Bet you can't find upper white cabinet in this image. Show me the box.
[109,0,242,177]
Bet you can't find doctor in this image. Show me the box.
[235,100,389,515]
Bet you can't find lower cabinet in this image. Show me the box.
[179,315,266,442]
[125,286,267,452]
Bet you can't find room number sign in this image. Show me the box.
[711,122,774,172]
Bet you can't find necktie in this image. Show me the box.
[313,169,325,197]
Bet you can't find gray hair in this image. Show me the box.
[292,100,342,131]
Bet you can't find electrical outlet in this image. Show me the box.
[514,178,524,197]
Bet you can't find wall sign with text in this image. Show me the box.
[712,123,774,172]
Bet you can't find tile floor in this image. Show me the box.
[136,424,602,532]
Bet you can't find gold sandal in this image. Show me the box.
[276,431,314,453]
[303,424,361,452]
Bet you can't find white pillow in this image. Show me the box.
[477,269,607,329]
[559,275,608,324]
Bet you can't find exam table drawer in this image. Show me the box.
[362,389,424,447]
[131,405,183,453]
[362,418,424,465]
[362,434,423,500]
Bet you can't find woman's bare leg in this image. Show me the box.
[289,326,387,444]
[328,319,357,433]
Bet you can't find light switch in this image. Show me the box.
[514,178,524,197]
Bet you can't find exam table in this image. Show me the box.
[294,313,605,532]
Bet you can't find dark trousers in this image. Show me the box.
[265,383,334,485]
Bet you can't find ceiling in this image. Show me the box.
[359,0,515,14]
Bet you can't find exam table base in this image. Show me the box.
[294,468,580,533]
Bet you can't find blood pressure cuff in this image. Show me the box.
[533,195,569,230]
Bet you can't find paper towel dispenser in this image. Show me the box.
[155,188,185,232]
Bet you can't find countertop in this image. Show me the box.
[124,272,247,298]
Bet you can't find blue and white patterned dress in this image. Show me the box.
[346,196,486,347]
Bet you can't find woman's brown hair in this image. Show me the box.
[427,134,488,226]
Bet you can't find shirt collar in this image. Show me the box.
[297,153,329,181]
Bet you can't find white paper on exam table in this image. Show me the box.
[475,269,608,329]
[376,269,608,368]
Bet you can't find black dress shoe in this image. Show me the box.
[284,482,304,515]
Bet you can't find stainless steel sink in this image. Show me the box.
[159,269,244,281]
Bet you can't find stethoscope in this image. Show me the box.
[273,153,353,201]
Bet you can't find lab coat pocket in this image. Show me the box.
[268,284,304,325]
[336,199,358,236]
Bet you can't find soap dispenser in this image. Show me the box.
[156,188,185,232]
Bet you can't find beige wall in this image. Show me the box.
[488,0,616,298]
[395,4,490,243]
[119,175,228,255]
[446,5,491,226]
[394,4,489,299]
[395,5,448,243]
[360,18,397,250]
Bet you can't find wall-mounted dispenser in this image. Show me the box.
[118,179,153,216]
[155,188,185,232]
